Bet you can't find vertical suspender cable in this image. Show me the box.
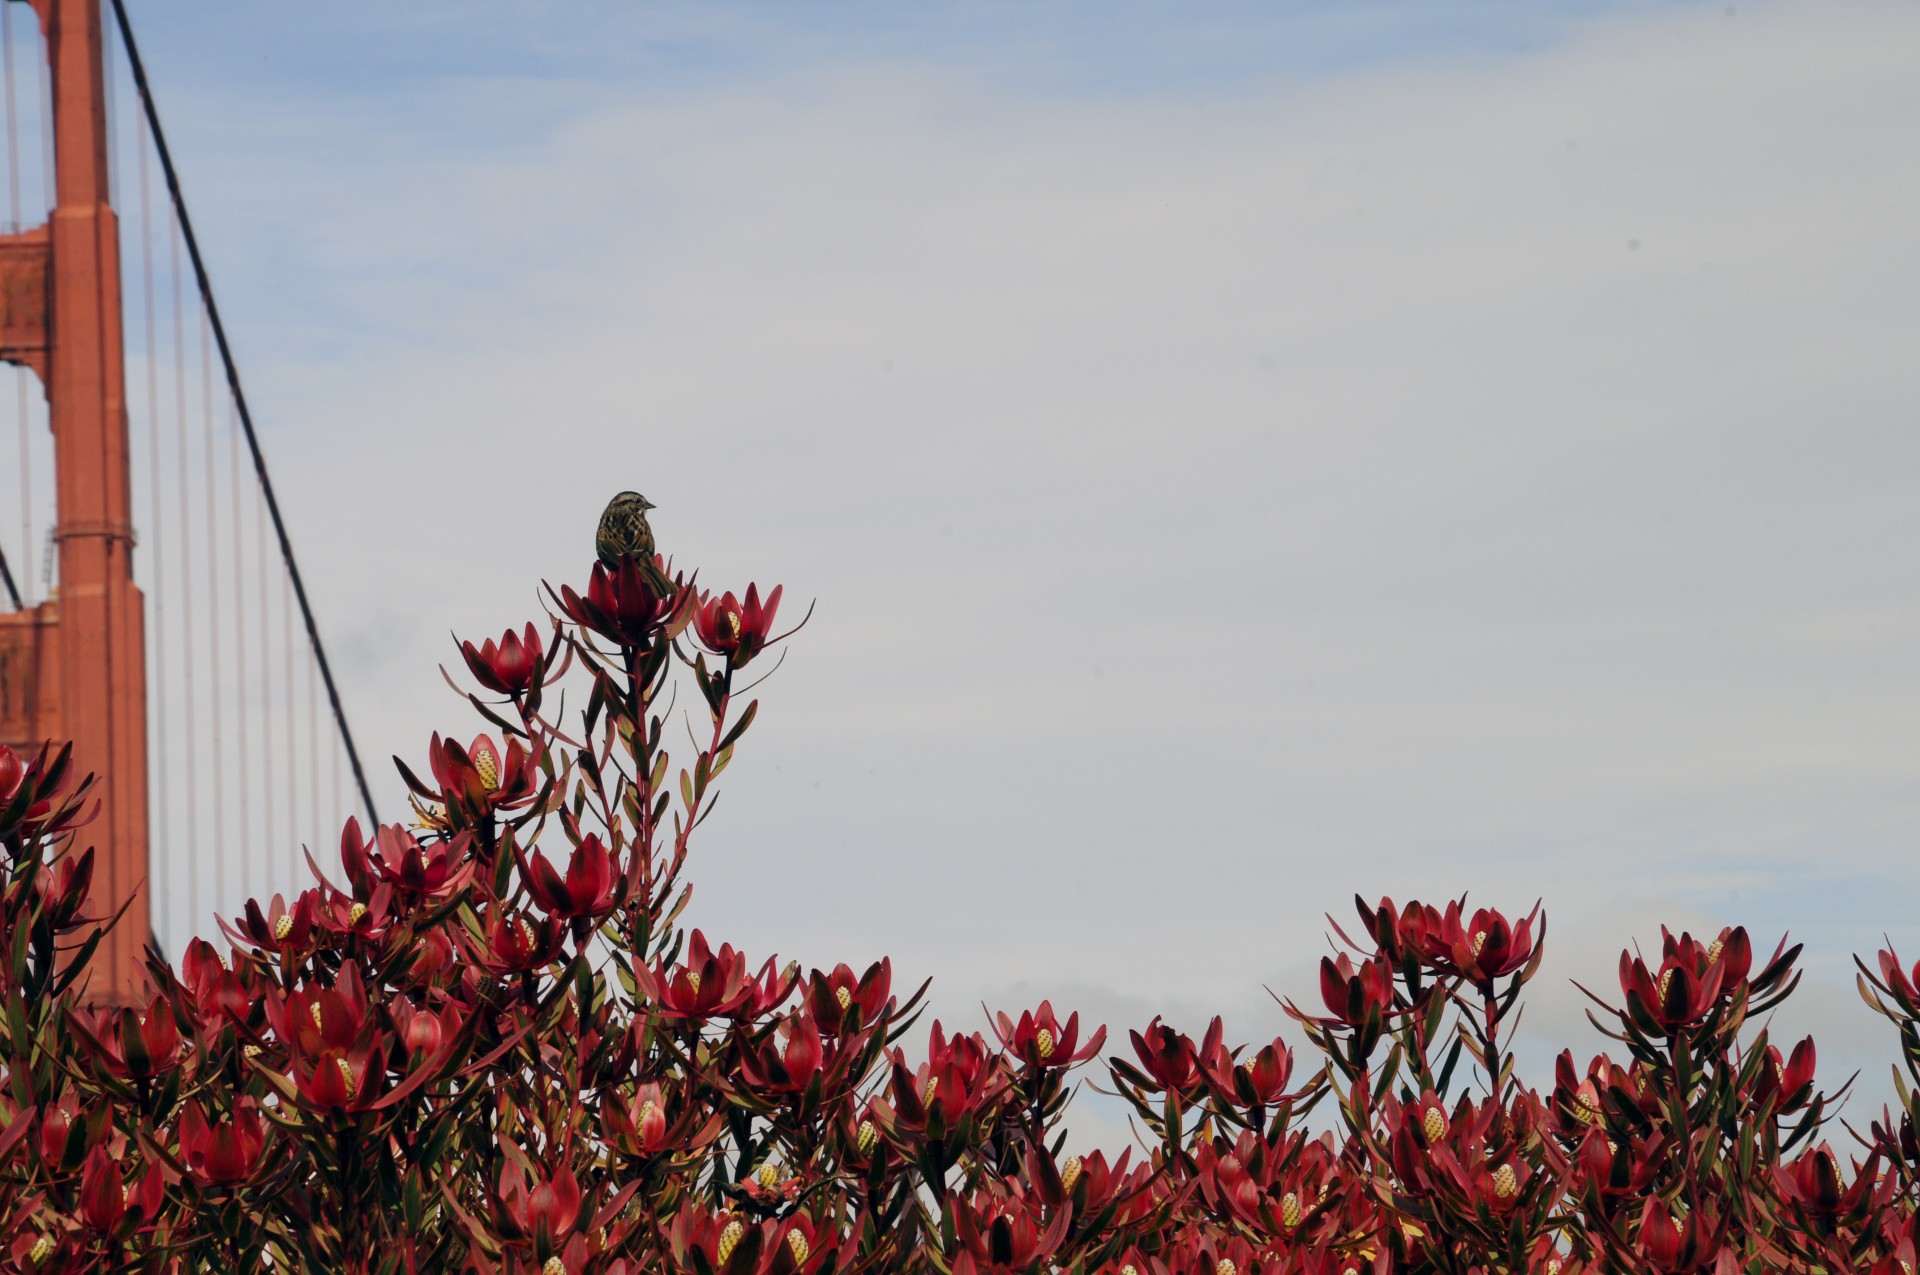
[332,718,342,849]
[4,1,27,610]
[101,10,115,209]
[32,14,46,225]
[307,650,318,851]
[199,307,224,893]
[257,487,274,889]
[283,576,296,854]
[139,122,167,931]
[170,209,197,926]
[229,399,249,898]
[2,1,17,232]
[109,0,379,829]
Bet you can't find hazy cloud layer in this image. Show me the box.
[108,0,1920,1122]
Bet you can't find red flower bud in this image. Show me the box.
[461,621,545,695]
[181,1101,265,1187]
[1128,1017,1204,1096]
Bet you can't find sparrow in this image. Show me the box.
[596,491,676,599]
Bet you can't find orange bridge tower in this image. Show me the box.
[0,0,150,1003]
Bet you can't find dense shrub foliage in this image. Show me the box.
[3,550,1920,1273]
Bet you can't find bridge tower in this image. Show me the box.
[0,0,150,1003]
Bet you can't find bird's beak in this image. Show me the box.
[639,498,656,510]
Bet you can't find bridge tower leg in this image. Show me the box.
[0,0,149,1003]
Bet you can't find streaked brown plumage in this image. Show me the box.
[597,491,676,599]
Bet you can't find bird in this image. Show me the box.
[596,491,677,600]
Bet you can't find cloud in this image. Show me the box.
[116,0,1920,1125]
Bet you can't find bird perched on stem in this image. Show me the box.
[596,491,676,600]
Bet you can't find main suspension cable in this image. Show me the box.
[108,0,379,828]
[0,541,18,610]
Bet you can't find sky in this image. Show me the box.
[9,0,1920,1146]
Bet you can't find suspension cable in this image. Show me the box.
[229,398,249,889]
[108,0,379,827]
[0,542,18,610]
[257,483,273,885]
[199,306,224,883]
[139,118,167,917]
[31,9,45,222]
[307,645,319,851]
[283,572,296,854]
[4,2,27,613]
[3,0,19,232]
[170,204,196,919]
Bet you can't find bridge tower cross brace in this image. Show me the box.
[0,0,151,1004]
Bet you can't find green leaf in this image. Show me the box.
[719,699,758,752]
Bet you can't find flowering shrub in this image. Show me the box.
[4,546,1920,1273]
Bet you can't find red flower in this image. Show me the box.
[318,880,396,940]
[1128,1016,1207,1097]
[1751,1036,1817,1114]
[478,909,565,975]
[411,732,539,821]
[409,927,459,986]
[0,742,21,805]
[1619,927,1764,1036]
[890,1024,1004,1134]
[391,998,462,1067]
[180,1101,265,1187]
[79,1146,125,1232]
[1354,895,1448,966]
[341,820,475,899]
[1620,948,1725,1034]
[952,1187,1068,1274]
[1030,1145,1144,1219]
[693,583,785,667]
[40,846,95,931]
[1873,947,1920,1015]
[230,890,316,954]
[773,1214,833,1275]
[666,1205,760,1275]
[0,740,91,839]
[635,931,794,1022]
[1208,1036,1293,1110]
[77,995,181,1080]
[1776,1144,1878,1229]
[1318,953,1394,1028]
[461,621,545,696]
[1445,903,1540,986]
[1637,1197,1722,1273]
[77,1147,161,1234]
[737,953,801,1020]
[499,1162,582,1249]
[993,1000,1105,1070]
[269,966,372,1059]
[739,1011,826,1094]
[38,1094,84,1170]
[607,1081,673,1157]
[291,1042,385,1114]
[806,959,892,1035]
[555,557,693,647]
[523,834,620,926]
[1409,1090,1451,1148]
